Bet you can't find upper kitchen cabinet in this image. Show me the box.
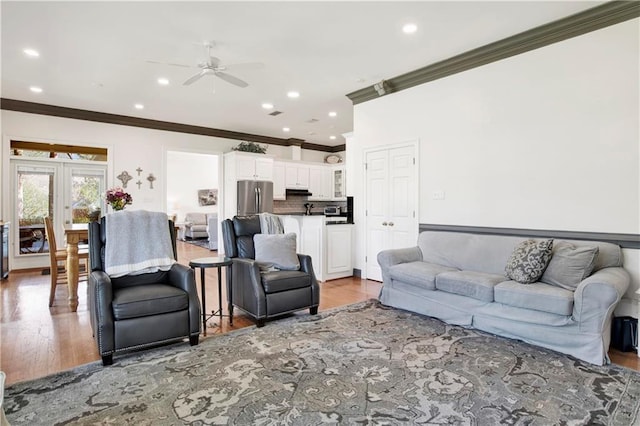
[332,165,346,200]
[285,164,309,189]
[308,165,332,201]
[225,151,274,181]
[273,161,286,200]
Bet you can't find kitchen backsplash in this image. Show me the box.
[273,196,347,215]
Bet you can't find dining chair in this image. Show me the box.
[44,217,89,307]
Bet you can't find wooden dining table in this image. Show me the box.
[64,223,89,312]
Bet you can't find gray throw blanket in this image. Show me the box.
[258,213,284,234]
[105,210,176,277]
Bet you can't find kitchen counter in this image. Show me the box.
[278,215,353,281]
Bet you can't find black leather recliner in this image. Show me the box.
[221,215,319,327]
[88,217,201,365]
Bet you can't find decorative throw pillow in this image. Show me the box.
[505,239,554,284]
[540,242,599,290]
[253,233,300,271]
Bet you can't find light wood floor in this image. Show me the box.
[1,241,637,386]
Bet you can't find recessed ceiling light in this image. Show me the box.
[134,103,144,110]
[330,136,337,140]
[282,127,290,132]
[287,91,300,99]
[402,23,418,34]
[29,86,43,93]
[328,111,337,117]
[23,48,39,58]
[262,103,274,110]
[157,78,169,85]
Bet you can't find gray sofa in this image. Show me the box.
[377,231,630,365]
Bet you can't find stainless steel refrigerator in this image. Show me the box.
[237,180,274,215]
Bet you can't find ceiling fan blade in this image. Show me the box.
[214,71,249,88]
[183,69,208,86]
[167,62,192,68]
[146,60,192,68]
[224,62,265,71]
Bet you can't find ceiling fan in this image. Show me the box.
[148,41,262,91]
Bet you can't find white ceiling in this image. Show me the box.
[1,1,602,148]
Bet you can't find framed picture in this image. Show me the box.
[198,189,218,206]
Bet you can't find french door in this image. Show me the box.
[364,143,418,281]
[11,159,106,264]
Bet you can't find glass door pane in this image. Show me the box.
[68,167,105,224]
[16,165,56,255]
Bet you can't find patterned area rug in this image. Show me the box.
[5,300,640,425]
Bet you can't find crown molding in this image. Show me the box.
[0,98,344,153]
[347,1,640,105]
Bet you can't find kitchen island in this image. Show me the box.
[278,214,353,282]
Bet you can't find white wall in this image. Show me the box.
[166,151,218,223]
[0,109,335,269]
[349,20,639,313]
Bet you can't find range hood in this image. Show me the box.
[286,188,313,197]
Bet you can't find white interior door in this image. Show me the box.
[365,144,417,281]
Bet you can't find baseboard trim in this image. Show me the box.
[419,224,640,249]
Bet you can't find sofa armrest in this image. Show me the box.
[168,263,201,335]
[377,246,422,287]
[377,246,422,269]
[573,267,630,333]
[88,270,115,356]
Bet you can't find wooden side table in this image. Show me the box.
[189,256,232,335]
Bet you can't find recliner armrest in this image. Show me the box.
[88,270,115,356]
[298,254,320,305]
[168,263,201,335]
[230,258,267,317]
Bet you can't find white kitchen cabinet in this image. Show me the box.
[332,166,346,200]
[281,215,353,282]
[325,224,353,278]
[285,164,309,189]
[226,151,274,181]
[273,162,286,200]
[308,166,332,201]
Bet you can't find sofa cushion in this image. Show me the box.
[541,242,599,290]
[184,213,207,225]
[112,284,188,320]
[261,270,310,293]
[505,239,553,284]
[494,281,574,316]
[435,271,505,302]
[418,231,524,275]
[389,262,457,290]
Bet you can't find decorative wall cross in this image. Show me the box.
[117,171,133,188]
[147,173,156,189]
